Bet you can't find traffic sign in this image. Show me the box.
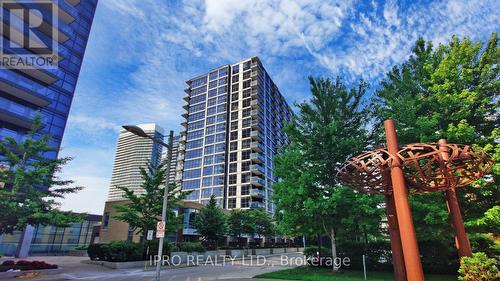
[156,221,165,238]
[147,230,153,240]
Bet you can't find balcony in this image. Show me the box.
[250,176,265,187]
[181,120,188,128]
[250,80,258,87]
[251,71,258,77]
[250,99,260,110]
[250,164,265,175]
[251,120,264,131]
[250,201,265,209]
[250,142,264,153]
[177,153,185,161]
[250,130,264,142]
[250,188,265,198]
[183,95,190,102]
[181,112,188,118]
[182,102,189,110]
[250,152,265,164]
[251,110,264,120]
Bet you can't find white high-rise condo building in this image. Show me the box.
[107,124,164,201]
[177,57,293,213]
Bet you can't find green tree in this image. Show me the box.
[0,115,83,236]
[274,77,383,271]
[246,209,274,244]
[194,195,226,249]
[373,33,499,251]
[112,161,185,242]
[227,209,249,246]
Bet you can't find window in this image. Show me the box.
[232,75,239,82]
[182,179,200,190]
[208,98,217,106]
[242,150,251,160]
[242,98,251,107]
[213,187,223,197]
[215,133,225,142]
[228,198,236,208]
[242,129,251,138]
[241,173,250,183]
[230,141,238,151]
[218,77,227,85]
[186,139,203,149]
[230,152,237,162]
[231,102,238,111]
[188,112,205,122]
[190,94,206,105]
[213,164,224,174]
[219,68,228,76]
[242,161,250,171]
[228,186,237,196]
[187,129,204,140]
[228,175,238,186]
[213,175,224,185]
[216,114,226,122]
[206,125,215,135]
[203,166,213,176]
[188,120,204,131]
[218,86,227,94]
[232,84,239,92]
[102,212,110,229]
[232,65,239,74]
[202,188,212,199]
[208,89,217,98]
[215,143,225,153]
[189,103,205,113]
[202,177,212,187]
[243,80,251,89]
[216,123,226,132]
[207,106,216,116]
[231,111,238,120]
[241,197,250,208]
[209,71,218,80]
[183,169,201,179]
[231,93,238,101]
[205,135,215,144]
[186,190,199,200]
[242,108,251,117]
[243,70,251,79]
[190,86,207,96]
[184,159,202,169]
[217,105,225,113]
[204,145,214,154]
[217,95,226,104]
[243,61,251,71]
[204,155,214,165]
[191,76,207,88]
[242,118,251,128]
[209,80,218,89]
[241,184,250,195]
[242,139,250,149]
[230,131,238,140]
[214,153,225,163]
[230,121,238,130]
[243,89,251,98]
[206,116,216,125]
[185,149,202,159]
[229,163,237,173]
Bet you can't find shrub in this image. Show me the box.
[419,240,459,274]
[146,240,175,257]
[177,242,205,252]
[458,252,499,281]
[74,245,88,250]
[87,244,107,261]
[2,260,15,266]
[106,241,144,262]
[470,233,500,257]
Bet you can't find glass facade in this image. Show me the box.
[177,57,292,213]
[0,214,101,256]
[0,0,98,160]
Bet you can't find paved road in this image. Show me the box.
[1,253,304,281]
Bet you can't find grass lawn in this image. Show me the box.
[254,267,457,281]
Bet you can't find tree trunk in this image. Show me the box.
[330,227,338,272]
[317,233,322,256]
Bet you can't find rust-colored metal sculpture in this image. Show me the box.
[338,120,493,281]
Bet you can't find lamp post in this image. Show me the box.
[122,125,174,281]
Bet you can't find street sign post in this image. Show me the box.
[156,221,165,238]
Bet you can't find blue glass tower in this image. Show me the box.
[0,0,98,258]
[177,57,292,214]
[0,0,98,160]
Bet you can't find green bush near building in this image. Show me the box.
[458,252,499,281]
[176,242,205,252]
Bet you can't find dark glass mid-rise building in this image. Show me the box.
[177,57,293,213]
[0,0,98,159]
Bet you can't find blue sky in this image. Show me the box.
[58,0,499,214]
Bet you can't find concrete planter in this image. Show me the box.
[228,249,249,258]
[253,248,271,256]
[82,259,147,269]
[297,247,304,252]
[68,250,88,257]
[273,248,285,254]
